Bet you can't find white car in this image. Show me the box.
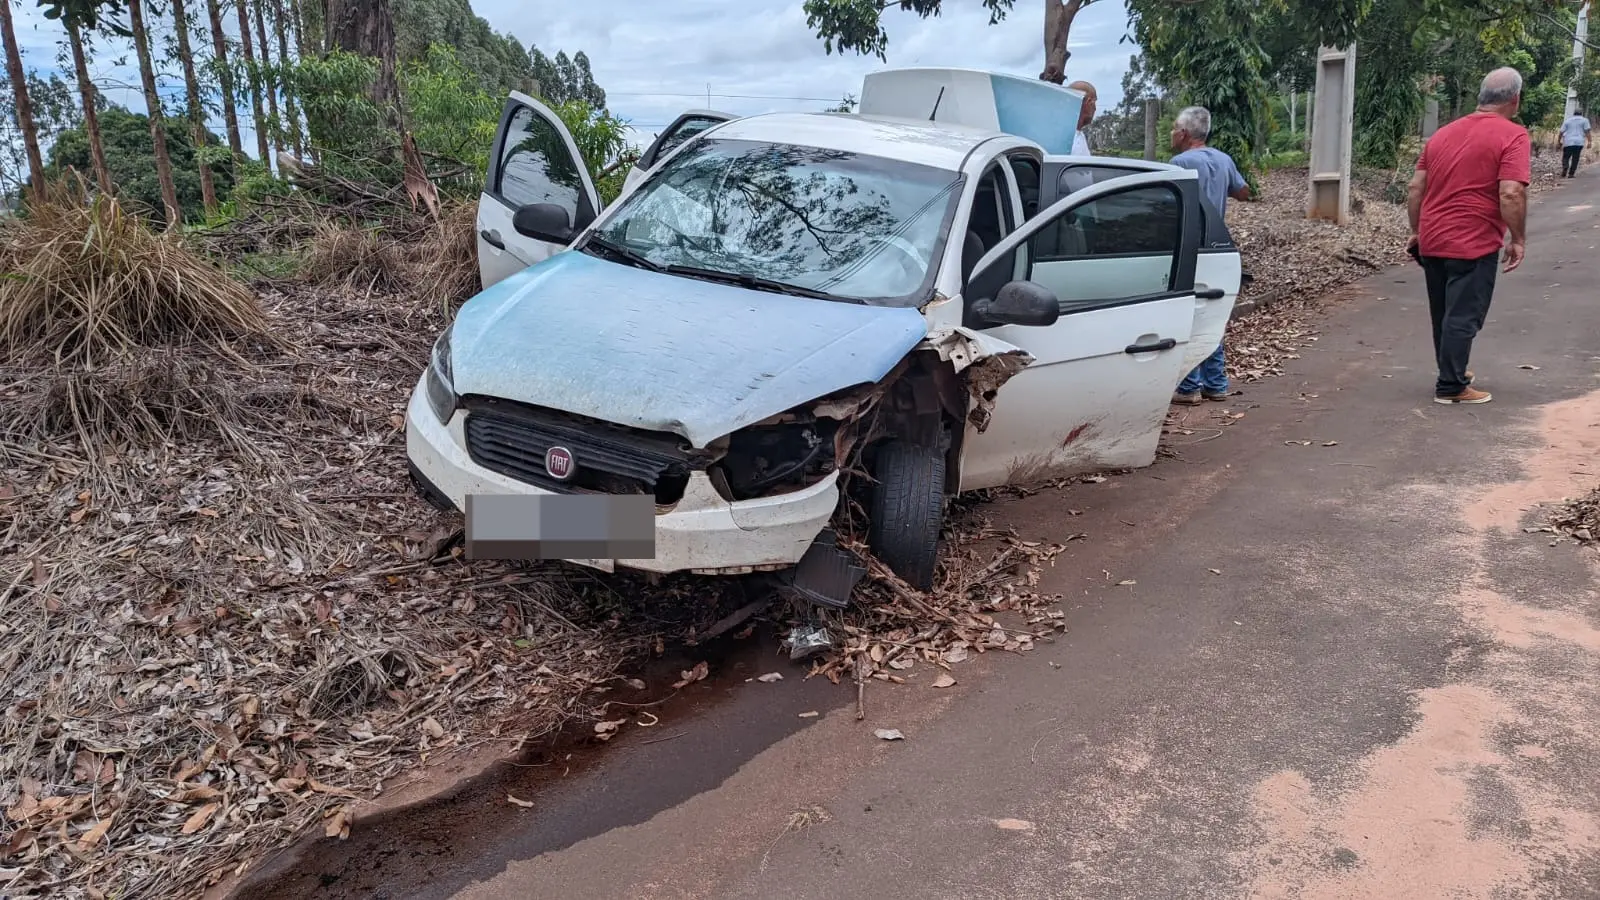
[409,77,1240,594]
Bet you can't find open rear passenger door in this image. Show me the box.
[477,92,602,289]
[955,170,1205,491]
[620,110,736,197]
[1040,157,1241,377]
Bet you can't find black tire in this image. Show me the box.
[868,440,946,591]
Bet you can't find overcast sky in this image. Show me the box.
[10,0,1139,154]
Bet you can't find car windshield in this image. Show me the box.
[590,138,961,306]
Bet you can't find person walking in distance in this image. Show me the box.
[1067,81,1097,156]
[1560,106,1591,178]
[1406,67,1530,406]
[1169,106,1252,405]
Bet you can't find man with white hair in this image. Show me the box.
[1406,66,1530,405]
[1169,105,1252,404]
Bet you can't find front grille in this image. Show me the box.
[462,397,695,503]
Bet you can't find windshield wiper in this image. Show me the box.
[581,234,663,272]
[661,263,860,304]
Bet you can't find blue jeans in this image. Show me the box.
[1178,344,1228,395]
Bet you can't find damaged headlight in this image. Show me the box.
[711,418,839,502]
[424,324,457,424]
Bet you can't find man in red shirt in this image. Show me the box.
[1406,66,1531,405]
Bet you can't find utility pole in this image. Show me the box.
[1143,96,1158,161]
[1568,0,1591,118]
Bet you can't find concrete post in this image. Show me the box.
[1143,97,1158,161]
[1422,97,1440,139]
[1308,44,1357,224]
[1567,0,1591,118]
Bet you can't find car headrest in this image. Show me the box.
[962,230,986,282]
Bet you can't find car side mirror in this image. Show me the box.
[512,203,575,244]
[971,280,1060,328]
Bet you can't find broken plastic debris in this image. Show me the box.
[756,672,784,683]
[786,625,834,661]
[798,711,820,718]
[993,818,1035,831]
[874,729,906,741]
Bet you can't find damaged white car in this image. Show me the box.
[406,70,1240,595]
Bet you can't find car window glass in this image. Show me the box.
[592,139,962,307]
[497,105,583,214]
[1027,185,1182,305]
[1058,164,1147,196]
[1033,185,1180,261]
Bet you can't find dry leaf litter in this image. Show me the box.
[1545,489,1600,545]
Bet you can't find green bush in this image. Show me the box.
[47,107,234,225]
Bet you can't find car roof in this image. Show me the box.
[707,112,1012,171]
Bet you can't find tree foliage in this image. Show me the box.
[48,105,234,223]
[0,70,79,201]
[529,47,606,109]
[393,0,531,94]
[551,98,630,203]
[802,0,1016,61]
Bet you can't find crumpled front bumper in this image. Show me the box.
[402,377,839,575]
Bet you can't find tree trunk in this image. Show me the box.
[273,0,304,156]
[235,0,271,162]
[170,0,217,215]
[127,0,183,228]
[253,0,283,158]
[327,0,398,108]
[0,0,44,197]
[205,0,244,161]
[1040,0,1086,85]
[288,0,310,58]
[66,21,113,196]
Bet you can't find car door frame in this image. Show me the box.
[619,110,737,199]
[953,168,1206,491]
[1040,156,1241,377]
[638,110,737,173]
[477,91,602,289]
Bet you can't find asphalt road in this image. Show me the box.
[269,178,1600,900]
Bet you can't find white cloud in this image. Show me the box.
[9,0,1138,155]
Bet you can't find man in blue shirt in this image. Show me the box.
[1560,108,1591,178]
[1169,106,1253,404]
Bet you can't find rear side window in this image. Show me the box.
[1057,164,1151,194]
[496,106,583,214]
[649,117,722,166]
[1032,185,1182,263]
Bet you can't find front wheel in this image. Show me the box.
[868,440,946,591]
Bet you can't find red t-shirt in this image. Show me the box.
[1417,112,1531,259]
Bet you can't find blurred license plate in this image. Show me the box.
[464,494,655,561]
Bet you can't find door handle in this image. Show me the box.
[1195,288,1225,300]
[480,229,505,250]
[1125,338,1177,354]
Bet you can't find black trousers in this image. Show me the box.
[1422,252,1498,397]
[1564,145,1583,177]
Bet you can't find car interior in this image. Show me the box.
[961,164,1019,310]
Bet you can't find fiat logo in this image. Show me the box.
[544,446,575,481]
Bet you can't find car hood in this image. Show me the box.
[449,251,930,448]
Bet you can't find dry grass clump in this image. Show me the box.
[409,201,480,311]
[0,185,270,369]
[298,202,478,312]
[301,220,412,295]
